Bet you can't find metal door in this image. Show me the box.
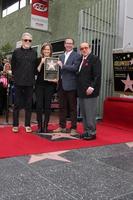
[78,0,120,117]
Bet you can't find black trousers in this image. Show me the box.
[58,87,77,129]
[13,85,33,126]
[35,84,55,126]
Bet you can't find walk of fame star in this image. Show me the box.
[28,150,71,164]
[38,132,80,141]
[126,142,133,148]
[121,74,133,92]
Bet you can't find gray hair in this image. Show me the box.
[21,32,32,40]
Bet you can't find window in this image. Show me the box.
[20,0,26,9]
[2,2,19,17]
[2,0,27,18]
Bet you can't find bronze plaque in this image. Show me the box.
[44,57,59,81]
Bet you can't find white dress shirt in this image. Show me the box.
[64,50,73,64]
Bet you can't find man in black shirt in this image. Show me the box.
[11,32,37,133]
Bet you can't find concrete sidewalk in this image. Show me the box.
[0,142,133,199]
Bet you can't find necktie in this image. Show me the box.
[82,58,87,66]
[79,57,86,72]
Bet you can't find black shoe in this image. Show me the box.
[80,132,89,139]
[83,134,96,140]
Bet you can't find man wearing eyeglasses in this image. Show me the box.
[11,32,37,133]
[77,42,101,140]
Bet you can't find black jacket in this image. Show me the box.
[77,53,101,98]
[11,47,37,86]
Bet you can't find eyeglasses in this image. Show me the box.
[65,42,73,45]
[23,39,32,43]
[80,47,89,50]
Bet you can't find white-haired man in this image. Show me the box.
[11,32,37,133]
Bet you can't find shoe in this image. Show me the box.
[80,132,89,139]
[83,134,96,140]
[61,128,67,133]
[53,127,66,133]
[70,129,79,136]
[25,126,32,133]
[12,127,19,133]
[53,127,62,133]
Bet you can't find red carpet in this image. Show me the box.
[103,97,133,131]
[0,122,133,158]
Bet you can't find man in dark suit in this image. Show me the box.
[77,42,101,140]
[53,38,81,135]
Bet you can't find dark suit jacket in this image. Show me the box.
[59,51,81,91]
[77,53,101,98]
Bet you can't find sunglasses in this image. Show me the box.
[80,47,89,50]
[23,39,32,43]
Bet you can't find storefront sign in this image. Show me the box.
[31,0,49,31]
[113,51,133,93]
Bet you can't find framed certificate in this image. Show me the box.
[44,57,59,81]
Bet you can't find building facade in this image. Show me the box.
[0,0,122,117]
[0,0,100,51]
